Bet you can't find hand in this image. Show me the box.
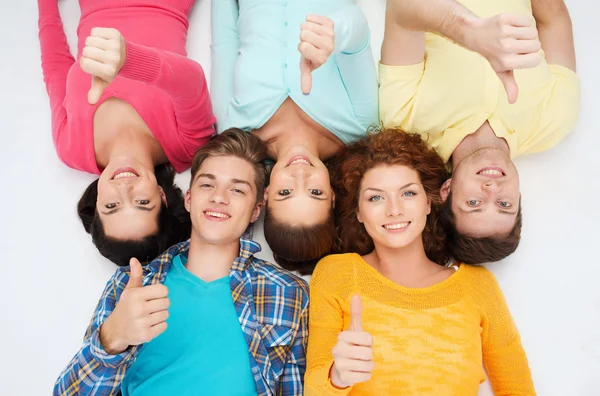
[99,258,170,355]
[79,27,127,105]
[465,13,542,104]
[298,14,335,95]
[330,295,374,388]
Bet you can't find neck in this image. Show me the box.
[268,128,324,160]
[367,238,436,285]
[96,129,165,169]
[185,233,240,282]
[451,122,510,170]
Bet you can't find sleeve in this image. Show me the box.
[210,0,240,133]
[475,268,536,396]
[304,258,353,396]
[278,290,310,396]
[516,63,580,157]
[37,0,74,149]
[378,61,425,129]
[53,271,140,396]
[329,5,379,130]
[118,41,215,139]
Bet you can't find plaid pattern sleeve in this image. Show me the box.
[278,292,309,396]
[53,269,139,396]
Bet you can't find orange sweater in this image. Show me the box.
[305,253,535,396]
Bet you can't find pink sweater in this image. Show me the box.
[37,0,215,174]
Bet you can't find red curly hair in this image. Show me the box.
[331,127,451,265]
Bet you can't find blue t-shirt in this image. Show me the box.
[121,254,257,395]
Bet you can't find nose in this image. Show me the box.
[386,198,404,217]
[289,168,308,188]
[210,187,229,205]
[482,180,502,193]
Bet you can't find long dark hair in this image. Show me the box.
[77,164,191,266]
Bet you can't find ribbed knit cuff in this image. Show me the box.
[120,41,162,84]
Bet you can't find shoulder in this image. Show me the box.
[459,264,499,285]
[311,253,359,293]
[458,264,507,307]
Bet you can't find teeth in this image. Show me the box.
[290,159,311,166]
[205,211,230,219]
[114,172,138,179]
[383,222,409,230]
[479,169,503,176]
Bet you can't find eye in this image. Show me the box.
[278,189,292,196]
[310,189,323,196]
[137,200,150,205]
[498,201,512,208]
[199,183,213,188]
[232,188,245,195]
[368,195,382,202]
[467,200,481,207]
[105,203,118,209]
[402,191,416,197]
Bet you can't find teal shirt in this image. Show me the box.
[121,254,257,396]
[211,0,378,144]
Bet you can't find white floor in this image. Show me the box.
[1,1,598,395]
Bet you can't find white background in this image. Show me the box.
[0,0,598,394]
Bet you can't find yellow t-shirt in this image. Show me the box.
[378,0,580,162]
[304,253,535,396]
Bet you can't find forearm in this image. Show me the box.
[535,5,576,71]
[119,41,215,133]
[386,0,478,48]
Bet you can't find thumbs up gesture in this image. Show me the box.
[464,13,542,104]
[298,15,335,95]
[330,295,374,388]
[79,27,127,105]
[99,258,170,355]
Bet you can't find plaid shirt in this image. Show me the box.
[53,239,309,396]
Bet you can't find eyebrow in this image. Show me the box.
[101,205,156,216]
[195,174,253,189]
[364,182,417,193]
[274,194,328,202]
[459,208,517,215]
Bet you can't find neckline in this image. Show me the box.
[352,253,465,295]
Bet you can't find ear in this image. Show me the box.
[331,190,336,209]
[356,210,363,224]
[263,185,270,203]
[250,202,263,223]
[426,196,432,215]
[184,189,191,213]
[440,178,452,203]
[159,186,168,207]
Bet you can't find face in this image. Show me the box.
[266,147,334,227]
[185,155,262,245]
[444,148,520,237]
[357,165,431,251]
[97,157,166,240]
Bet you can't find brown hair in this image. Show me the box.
[264,207,336,275]
[439,193,522,264]
[332,127,450,265]
[190,128,268,203]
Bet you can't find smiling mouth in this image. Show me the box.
[286,155,313,167]
[382,221,410,231]
[203,210,231,220]
[111,168,139,180]
[477,167,505,178]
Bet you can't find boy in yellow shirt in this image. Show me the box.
[379,0,580,264]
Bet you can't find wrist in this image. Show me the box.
[329,363,348,389]
[99,317,128,355]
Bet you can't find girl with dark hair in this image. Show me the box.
[211,0,379,274]
[305,128,534,395]
[38,0,214,265]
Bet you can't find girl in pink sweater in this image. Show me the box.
[38,0,215,265]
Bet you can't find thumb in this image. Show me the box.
[300,56,313,95]
[88,75,107,105]
[497,70,518,104]
[126,257,143,289]
[349,294,363,332]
